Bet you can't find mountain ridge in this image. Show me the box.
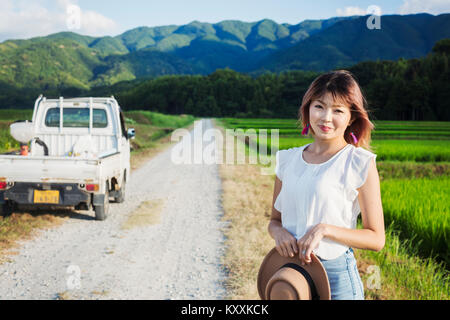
[0,14,448,90]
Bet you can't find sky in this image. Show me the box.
[0,0,449,42]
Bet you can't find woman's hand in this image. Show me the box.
[273,227,298,258]
[297,223,327,265]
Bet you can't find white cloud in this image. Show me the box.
[78,9,118,36]
[336,6,368,17]
[399,0,450,15]
[0,0,119,42]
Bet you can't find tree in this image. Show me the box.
[432,38,450,55]
[203,95,220,117]
[184,97,195,116]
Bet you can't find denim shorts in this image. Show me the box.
[317,248,365,300]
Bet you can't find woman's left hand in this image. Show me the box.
[297,223,327,265]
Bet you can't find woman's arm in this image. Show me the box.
[298,158,385,265]
[268,177,299,258]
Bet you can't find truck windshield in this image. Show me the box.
[45,108,108,128]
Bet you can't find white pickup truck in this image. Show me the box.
[0,95,135,220]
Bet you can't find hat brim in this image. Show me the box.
[257,247,331,300]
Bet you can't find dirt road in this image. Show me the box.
[0,119,228,300]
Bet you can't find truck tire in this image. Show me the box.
[0,201,13,218]
[114,177,126,203]
[94,184,110,221]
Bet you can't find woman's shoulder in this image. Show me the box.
[276,145,303,157]
[275,146,303,180]
[346,145,377,189]
[349,145,377,162]
[276,145,305,164]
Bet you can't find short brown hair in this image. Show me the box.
[298,70,374,151]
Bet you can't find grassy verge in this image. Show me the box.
[121,199,165,230]
[216,121,449,300]
[128,119,195,170]
[354,222,449,300]
[0,208,71,264]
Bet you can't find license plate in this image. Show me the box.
[34,190,60,204]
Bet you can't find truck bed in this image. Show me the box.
[0,151,120,184]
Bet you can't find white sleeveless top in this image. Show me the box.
[274,142,377,260]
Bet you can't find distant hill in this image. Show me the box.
[0,17,353,89]
[257,13,450,72]
[0,14,449,91]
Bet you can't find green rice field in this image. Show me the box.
[223,119,450,161]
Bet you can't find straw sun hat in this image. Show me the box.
[257,247,331,300]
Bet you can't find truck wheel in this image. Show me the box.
[114,178,126,203]
[0,202,13,218]
[94,185,110,221]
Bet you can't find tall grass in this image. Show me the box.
[254,137,450,162]
[123,111,196,152]
[221,118,450,161]
[221,118,450,139]
[356,221,449,300]
[124,110,195,128]
[0,121,20,153]
[0,109,33,121]
[380,177,450,265]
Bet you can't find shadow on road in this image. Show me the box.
[13,205,96,221]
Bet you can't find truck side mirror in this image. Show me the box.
[127,128,135,140]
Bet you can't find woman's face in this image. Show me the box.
[308,92,353,143]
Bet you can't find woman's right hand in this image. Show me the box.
[273,227,298,258]
[269,176,298,258]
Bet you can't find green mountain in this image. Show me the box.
[0,17,350,89]
[257,13,450,72]
[0,38,101,90]
[0,14,449,92]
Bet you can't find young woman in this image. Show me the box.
[268,70,385,300]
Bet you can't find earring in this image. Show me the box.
[350,132,358,144]
[301,124,310,136]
